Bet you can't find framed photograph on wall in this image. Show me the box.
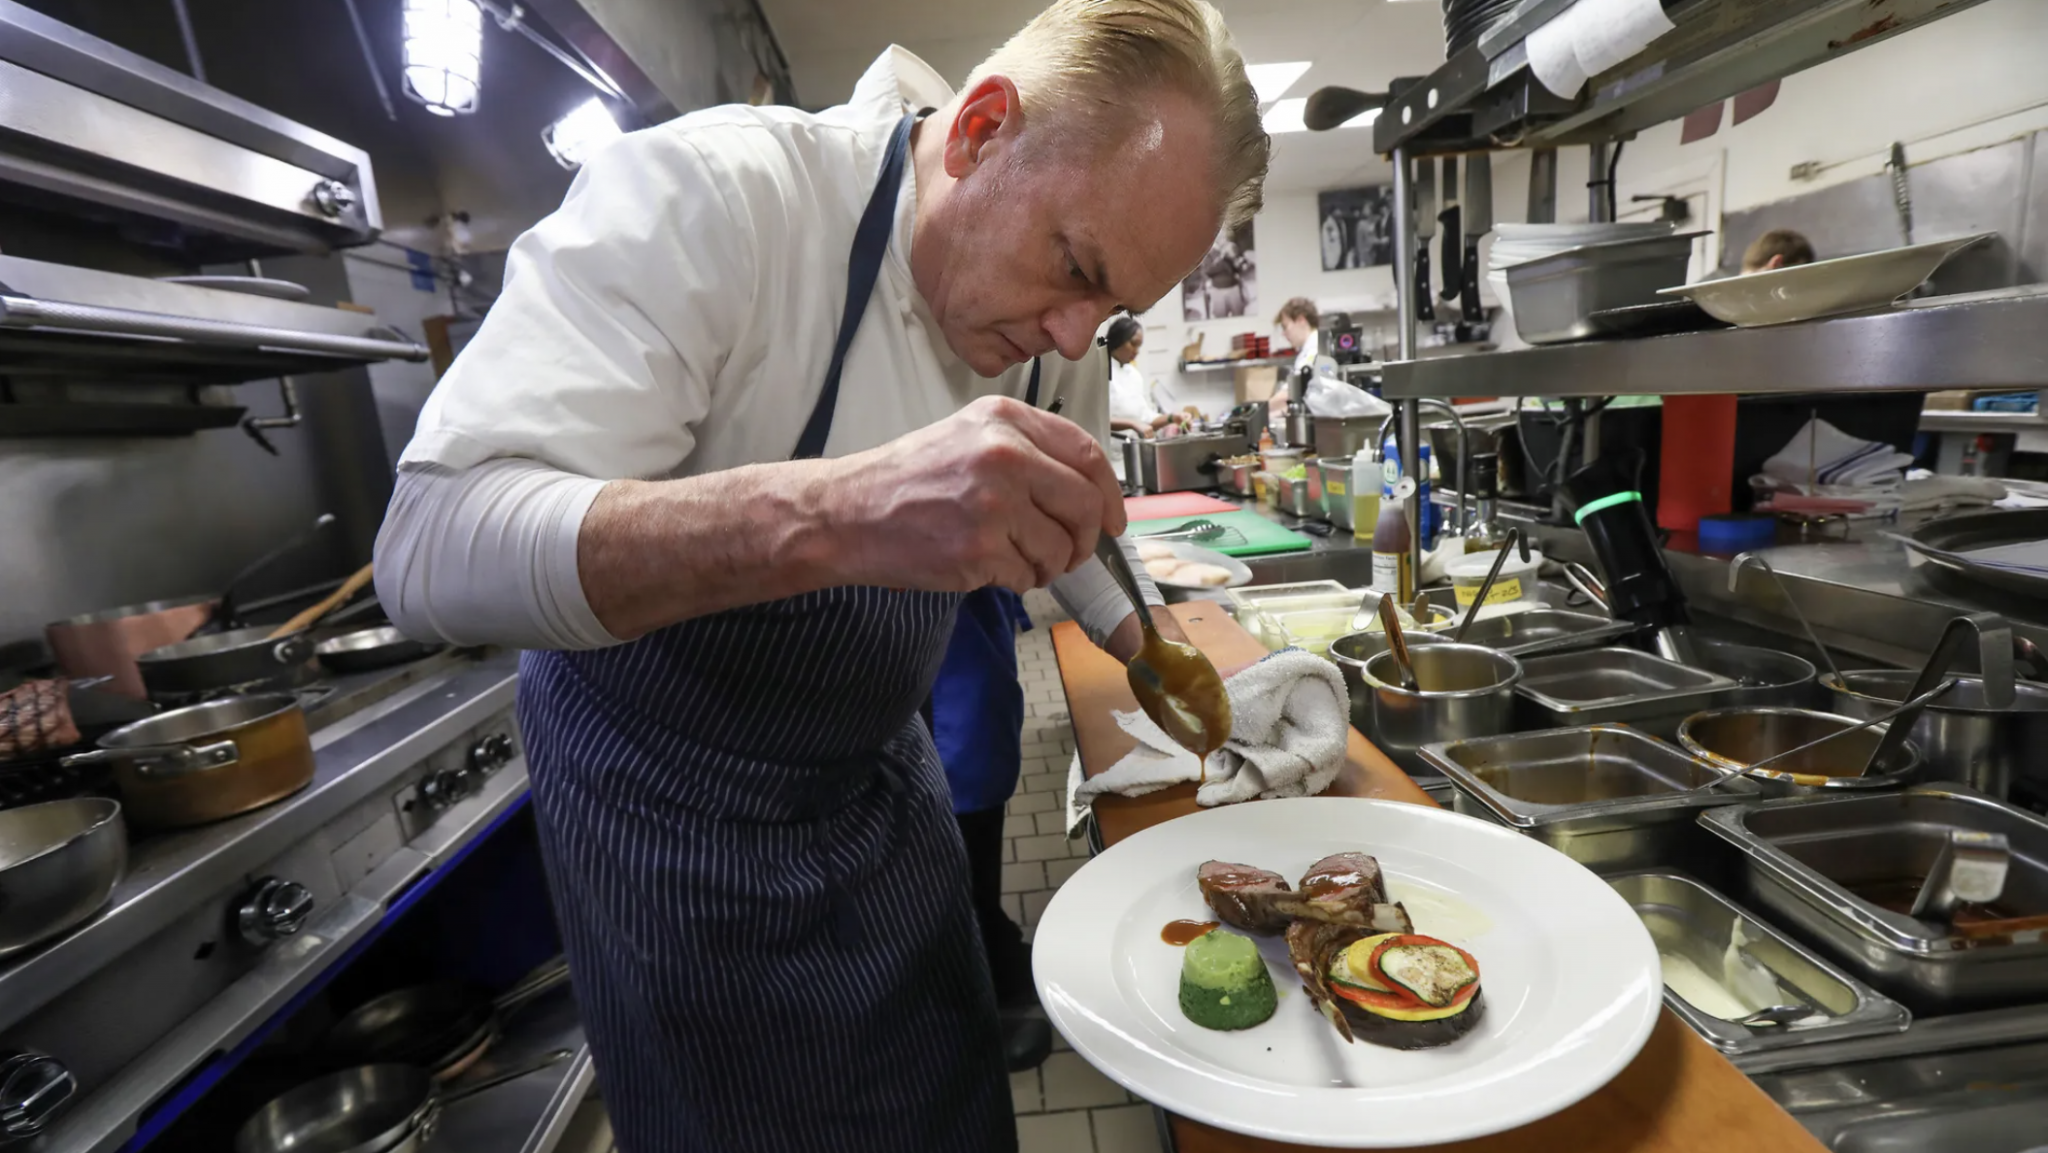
[1318,185,1394,271]
[1183,221,1257,320]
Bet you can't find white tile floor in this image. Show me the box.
[1008,591,1166,1153]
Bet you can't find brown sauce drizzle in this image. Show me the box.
[1161,919,1220,945]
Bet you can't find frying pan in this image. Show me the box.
[315,627,443,675]
[235,1049,572,1153]
[323,957,571,1076]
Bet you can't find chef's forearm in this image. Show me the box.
[1048,537,1162,651]
[577,461,850,639]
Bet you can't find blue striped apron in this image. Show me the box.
[518,113,1014,1153]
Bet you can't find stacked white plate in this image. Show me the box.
[1488,222,1677,348]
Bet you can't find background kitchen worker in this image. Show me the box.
[1106,315,1179,435]
[1270,296,1319,423]
[1741,228,1815,273]
[372,0,1270,1149]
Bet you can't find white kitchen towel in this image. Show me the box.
[1526,3,1589,98]
[1066,648,1350,829]
[1761,418,1917,489]
[1571,0,1677,77]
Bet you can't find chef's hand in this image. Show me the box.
[831,396,1126,593]
[1102,608,1190,665]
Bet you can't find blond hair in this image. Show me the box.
[966,0,1269,227]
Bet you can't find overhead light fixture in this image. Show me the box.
[402,0,483,116]
[544,97,624,169]
[1263,97,1310,134]
[1243,61,1313,106]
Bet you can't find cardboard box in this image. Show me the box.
[1235,364,1280,404]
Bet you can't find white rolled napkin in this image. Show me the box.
[1067,649,1350,830]
[1762,417,1917,490]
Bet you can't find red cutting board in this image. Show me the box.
[1123,492,1237,520]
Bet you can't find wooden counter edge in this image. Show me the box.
[1049,606,1824,1153]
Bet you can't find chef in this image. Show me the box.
[371,0,1269,1149]
[1269,296,1319,423]
[1105,315,1180,435]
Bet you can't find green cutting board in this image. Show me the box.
[1128,509,1314,557]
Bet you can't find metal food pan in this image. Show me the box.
[1607,870,1909,1056]
[1504,231,1708,345]
[1699,784,2048,1012]
[1515,648,1736,737]
[1454,608,1641,658]
[1421,725,1750,874]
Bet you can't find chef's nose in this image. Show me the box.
[1043,300,1110,361]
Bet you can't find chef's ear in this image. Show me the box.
[944,75,1021,177]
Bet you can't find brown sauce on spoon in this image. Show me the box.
[1130,626,1233,775]
[1161,919,1220,945]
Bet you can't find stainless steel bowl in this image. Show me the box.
[1691,639,1819,710]
[0,798,127,958]
[1822,670,2048,800]
[1328,629,1450,737]
[1678,707,1921,796]
[1362,644,1522,774]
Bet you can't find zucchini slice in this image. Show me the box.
[1375,942,1479,1008]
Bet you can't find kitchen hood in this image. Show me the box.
[0,0,381,258]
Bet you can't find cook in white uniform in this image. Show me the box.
[1269,295,1320,423]
[371,1,1269,1149]
[1104,315,1178,435]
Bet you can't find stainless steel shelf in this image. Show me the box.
[1376,0,1995,155]
[1918,408,2045,434]
[1380,288,2048,400]
[1178,355,1291,372]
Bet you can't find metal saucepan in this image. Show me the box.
[0,798,126,959]
[315,627,443,675]
[235,1049,573,1153]
[1689,638,1820,710]
[1362,643,1522,775]
[323,957,572,1078]
[44,515,337,699]
[1822,669,2048,800]
[62,695,313,828]
[1677,707,1922,796]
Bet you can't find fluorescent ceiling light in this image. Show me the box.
[402,0,483,116]
[1244,61,1312,105]
[1264,99,1379,135]
[544,97,623,169]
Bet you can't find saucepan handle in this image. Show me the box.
[62,740,240,778]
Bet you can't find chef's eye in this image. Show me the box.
[1066,252,1087,283]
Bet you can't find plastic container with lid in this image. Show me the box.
[1447,548,1545,609]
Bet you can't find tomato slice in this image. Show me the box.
[1368,933,1482,1007]
[1329,981,1425,1012]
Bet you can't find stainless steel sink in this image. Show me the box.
[1754,1032,2048,1152]
[1701,785,2048,1012]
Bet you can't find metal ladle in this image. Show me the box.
[1728,552,1843,688]
[1736,1004,1815,1029]
[1094,534,1232,757]
[1452,528,1530,643]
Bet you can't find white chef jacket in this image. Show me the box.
[1108,359,1161,426]
[1290,329,1321,378]
[375,47,1151,651]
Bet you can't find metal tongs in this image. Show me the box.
[1452,529,1529,642]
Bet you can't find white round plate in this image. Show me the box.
[1656,232,1991,327]
[1142,540,1254,598]
[1034,797,1660,1148]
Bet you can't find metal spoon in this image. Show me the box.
[1452,528,1529,643]
[1094,534,1231,756]
[1741,679,1957,777]
[1410,592,1434,630]
[1729,553,1843,689]
[1376,593,1419,690]
[1563,562,1609,611]
[1736,1005,1814,1029]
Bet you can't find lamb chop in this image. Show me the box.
[1287,919,1366,1043]
[1197,860,1297,935]
[1270,852,1413,933]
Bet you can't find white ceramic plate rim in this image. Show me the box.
[1655,232,1992,324]
[1034,797,1662,1148]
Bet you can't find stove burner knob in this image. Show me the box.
[469,733,515,773]
[238,877,314,946]
[0,1050,76,1140]
[418,767,475,810]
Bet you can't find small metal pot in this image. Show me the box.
[1362,643,1522,774]
[1677,707,1922,796]
[1328,629,1449,737]
[1821,670,2048,800]
[1690,639,1819,710]
[136,627,315,697]
[64,695,313,828]
[44,597,218,700]
[0,798,126,959]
